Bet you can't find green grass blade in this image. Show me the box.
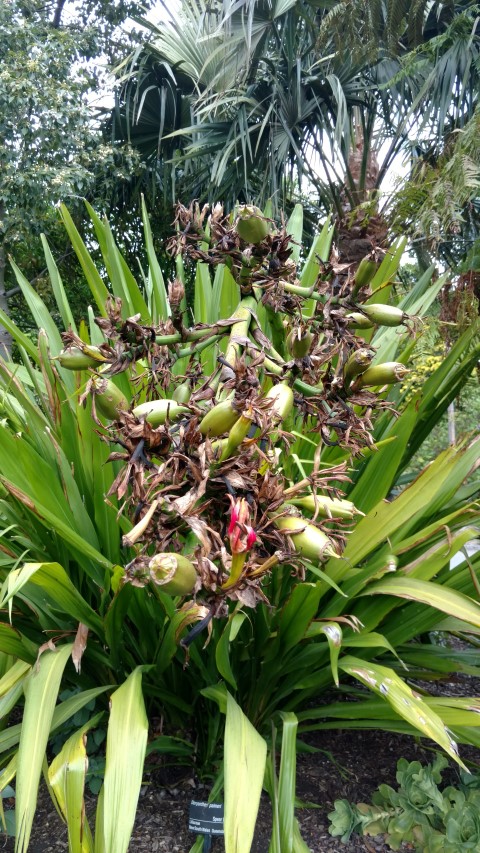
[0,625,36,663]
[0,686,112,757]
[194,262,216,373]
[224,691,267,853]
[215,612,247,690]
[0,476,111,579]
[292,818,312,852]
[194,262,213,324]
[298,219,333,317]
[370,237,406,291]
[316,624,342,687]
[332,440,479,574]
[103,668,148,853]
[94,786,105,853]
[277,583,322,654]
[0,660,31,698]
[15,643,73,853]
[349,401,418,512]
[101,218,149,319]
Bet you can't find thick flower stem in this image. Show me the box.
[263,355,324,398]
[155,323,232,348]
[176,334,222,360]
[223,296,258,368]
[221,552,248,590]
[282,282,326,302]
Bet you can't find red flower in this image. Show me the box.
[228,497,257,554]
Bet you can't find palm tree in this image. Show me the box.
[108,0,479,263]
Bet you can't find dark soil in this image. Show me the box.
[6,727,478,853]
[5,674,480,852]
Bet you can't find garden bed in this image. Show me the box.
[10,722,480,853]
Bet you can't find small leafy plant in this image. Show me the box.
[329,754,480,852]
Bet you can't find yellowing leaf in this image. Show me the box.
[102,669,148,853]
[16,643,73,853]
[48,715,103,853]
[340,656,465,768]
[224,692,267,853]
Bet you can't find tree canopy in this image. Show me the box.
[109,0,479,264]
[0,0,152,350]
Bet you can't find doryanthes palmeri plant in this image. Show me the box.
[0,200,479,853]
[55,201,417,625]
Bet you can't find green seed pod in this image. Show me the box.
[218,407,255,461]
[149,553,197,596]
[346,312,375,330]
[172,382,192,404]
[265,382,294,422]
[132,399,189,426]
[355,361,409,389]
[94,379,128,421]
[343,348,373,386]
[286,495,361,520]
[235,205,270,244]
[274,514,339,561]
[57,346,105,370]
[286,328,313,358]
[360,304,407,327]
[199,399,240,437]
[354,257,379,288]
[209,437,229,457]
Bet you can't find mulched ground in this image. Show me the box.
[9,729,479,853]
[5,675,480,852]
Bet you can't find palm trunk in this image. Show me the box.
[336,123,388,266]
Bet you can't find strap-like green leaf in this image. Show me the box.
[224,691,267,853]
[9,260,65,357]
[59,204,109,316]
[277,583,322,654]
[15,644,73,853]
[286,204,303,263]
[102,669,148,853]
[0,562,104,636]
[48,714,103,853]
[339,656,466,768]
[216,611,247,690]
[40,235,77,334]
[364,576,480,628]
[141,196,170,320]
[269,712,301,853]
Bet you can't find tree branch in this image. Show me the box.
[52,0,67,28]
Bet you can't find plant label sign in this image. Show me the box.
[188,800,224,835]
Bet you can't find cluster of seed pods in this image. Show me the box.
[57,204,413,635]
